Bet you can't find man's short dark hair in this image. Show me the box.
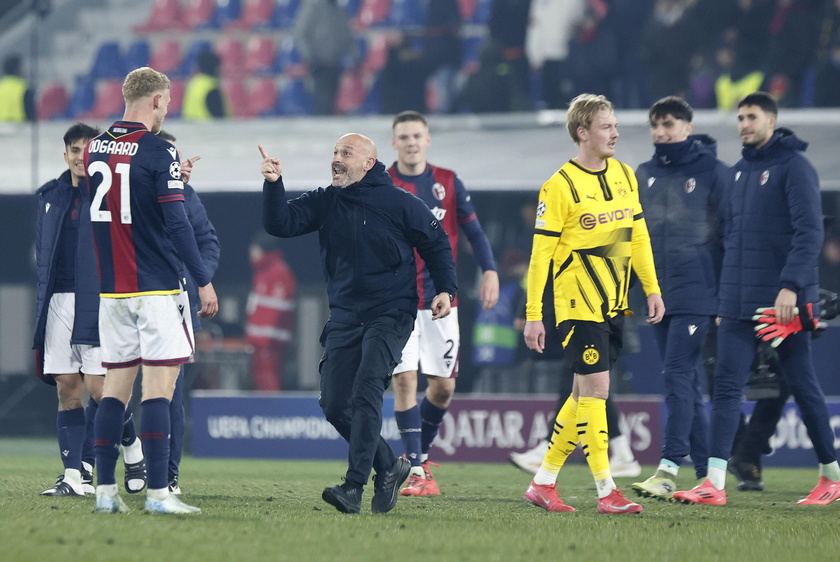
[157,129,176,143]
[738,91,778,115]
[392,110,428,130]
[649,96,693,123]
[63,122,99,147]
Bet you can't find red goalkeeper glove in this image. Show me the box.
[753,303,818,348]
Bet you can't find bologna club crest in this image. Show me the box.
[685,178,696,193]
[760,170,770,185]
[432,182,446,200]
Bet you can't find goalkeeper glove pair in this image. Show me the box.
[753,303,818,348]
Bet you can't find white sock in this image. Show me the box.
[707,466,727,490]
[409,466,424,478]
[595,477,617,499]
[97,483,118,496]
[655,461,678,479]
[819,461,840,481]
[147,487,168,501]
[533,467,558,486]
[122,438,144,464]
[421,453,429,463]
[63,468,82,486]
[609,434,634,462]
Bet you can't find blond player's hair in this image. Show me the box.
[566,94,614,144]
[122,67,170,103]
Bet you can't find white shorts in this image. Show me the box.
[43,292,105,376]
[99,290,194,368]
[394,307,459,378]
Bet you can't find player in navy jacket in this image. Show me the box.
[674,92,840,507]
[260,134,456,514]
[632,97,728,500]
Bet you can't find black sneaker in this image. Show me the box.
[322,482,362,514]
[371,457,411,514]
[124,459,147,494]
[80,466,95,494]
[168,474,181,495]
[729,459,764,491]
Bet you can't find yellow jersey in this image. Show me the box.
[526,158,660,324]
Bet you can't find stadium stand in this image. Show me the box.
[37,82,69,120]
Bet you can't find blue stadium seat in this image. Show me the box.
[341,0,362,17]
[469,0,491,24]
[271,0,301,29]
[276,78,313,115]
[178,40,214,77]
[124,40,151,72]
[89,41,125,80]
[389,0,426,27]
[213,0,242,28]
[274,36,305,77]
[462,35,482,70]
[67,76,96,118]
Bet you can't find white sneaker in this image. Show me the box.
[610,457,642,478]
[509,440,549,474]
[94,488,129,514]
[144,493,201,514]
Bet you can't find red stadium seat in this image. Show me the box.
[216,37,246,78]
[148,39,182,76]
[184,0,216,29]
[248,77,278,116]
[457,0,476,20]
[221,78,251,118]
[37,82,69,120]
[361,33,393,77]
[132,0,187,33]
[79,80,125,120]
[354,0,391,30]
[334,68,366,115]
[227,0,274,30]
[245,36,276,76]
[168,78,186,117]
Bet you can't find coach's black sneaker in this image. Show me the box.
[322,482,362,514]
[124,459,147,494]
[371,457,411,514]
[729,459,764,491]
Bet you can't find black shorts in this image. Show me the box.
[557,315,624,375]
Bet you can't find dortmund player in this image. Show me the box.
[522,93,665,514]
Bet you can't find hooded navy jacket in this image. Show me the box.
[262,161,457,325]
[636,134,729,316]
[33,170,100,351]
[719,128,822,320]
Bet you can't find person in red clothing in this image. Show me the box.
[245,233,296,391]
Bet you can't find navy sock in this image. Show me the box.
[82,397,98,468]
[57,407,85,471]
[395,405,422,467]
[420,397,447,455]
[94,397,125,486]
[169,369,185,481]
[141,398,171,490]
[121,408,138,447]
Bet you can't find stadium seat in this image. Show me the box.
[132,0,187,33]
[184,0,217,29]
[217,37,246,78]
[248,77,278,116]
[89,42,124,80]
[461,35,482,74]
[212,0,242,28]
[342,0,363,18]
[388,0,425,27]
[67,76,97,119]
[360,74,380,114]
[245,36,276,76]
[468,0,490,24]
[457,0,476,21]
[124,40,151,72]
[271,0,301,30]
[360,33,392,77]
[334,68,366,115]
[275,78,313,115]
[148,39,183,76]
[37,82,69,120]
[178,40,213,77]
[80,80,125,120]
[221,78,251,117]
[354,0,391,30]
[274,36,306,78]
[168,78,186,118]
[227,0,274,30]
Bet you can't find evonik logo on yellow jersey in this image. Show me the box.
[579,207,633,230]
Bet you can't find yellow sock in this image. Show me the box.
[577,396,610,480]
[541,396,579,473]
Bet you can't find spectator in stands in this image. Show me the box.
[565,0,619,101]
[380,34,431,114]
[424,0,463,113]
[639,0,697,101]
[765,0,823,107]
[713,40,765,110]
[293,0,357,115]
[486,0,532,112]
[814,38,840,106]
[525,0,586,110]
[182,49,227,120]
[244,233,296,392]
[0,54,34,122]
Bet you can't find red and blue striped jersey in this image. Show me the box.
[389,163,489,309]
[83,121,192,297]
